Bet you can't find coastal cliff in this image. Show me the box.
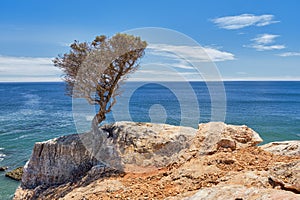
[14,122,300,199]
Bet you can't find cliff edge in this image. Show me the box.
[14,122,300,200]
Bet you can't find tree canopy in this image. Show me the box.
[53,33,147,133]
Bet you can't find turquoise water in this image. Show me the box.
[0,81,299,199]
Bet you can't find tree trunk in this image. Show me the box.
[91,112,106,135]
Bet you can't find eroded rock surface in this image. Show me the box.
[269,160,300,193]
[19,122,197,190]
[21,134,98,189]
[14,122,300,200]
[261,140,300,156]
[191,122,263,154]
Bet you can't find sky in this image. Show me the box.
[0,0,300,81]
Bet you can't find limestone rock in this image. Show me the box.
[21,134,98,189]
[188,185,300,200]
[20,122,196,190]
[15,121,299,200]
[94,121,197,171]
[5,167,23,181]
[269,160,300,193]
[191,122,263,154]
[261,141,300,156]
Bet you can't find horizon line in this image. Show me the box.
[1,79,300,83]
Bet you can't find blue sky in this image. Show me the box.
[0,0,300,81]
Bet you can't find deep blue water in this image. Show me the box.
[0,81,299,199]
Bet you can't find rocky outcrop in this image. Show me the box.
[261,140,300,156]
[21,134,99,189]
[88,122,197,171]
[14,122,300,200]
[19,122,196,190]
[5,167,23,181]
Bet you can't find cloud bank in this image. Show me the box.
[0,55,62,82]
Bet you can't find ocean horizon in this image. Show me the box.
[0,81,300,199]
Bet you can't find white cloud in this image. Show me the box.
[0,55,62,82]
[127,43,234,81]
[212,14,279,30]
[252,34,279,44]
[277,52,300,57]
[248,44,285,51]
[148,44,235,62]
[245,34,285,51]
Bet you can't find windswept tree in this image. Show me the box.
[53,34,147,133]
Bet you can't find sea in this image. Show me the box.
[0,81,299,199]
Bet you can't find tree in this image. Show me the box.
[53,33,147,134]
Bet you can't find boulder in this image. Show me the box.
[191,122,263,154]
[0,166,8,171]
[5,167,23,181]
[261,141,300,156]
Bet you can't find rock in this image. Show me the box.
[14,122,299,200]
[217,170,271,188]
[61,179,125,200]
[0,166,8,171]
[261,141,300,156]
[20,122,196,190]
[94,122,196,171]
[268,160,300,193]
[188,185,300,200]
[21,134,99,189]
[191,122,263,154]
[5,167,23,181]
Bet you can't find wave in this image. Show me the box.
[0,153,6,162]
[8,133,35,141]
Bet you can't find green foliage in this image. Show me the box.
[53,33,147,127]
